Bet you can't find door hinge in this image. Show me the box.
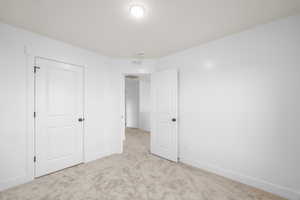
[34,66,40,73]
[34,156,36,163]
[34,112,36,118]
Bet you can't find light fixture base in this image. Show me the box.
[129,5,145,19]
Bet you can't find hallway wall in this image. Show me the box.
[139,75,151,132]
[125,78,139,128]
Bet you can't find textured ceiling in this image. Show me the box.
[0,0,299,58]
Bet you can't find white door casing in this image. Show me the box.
[151,69,178,162]
[35,57,84,177]
[121,76,126,141]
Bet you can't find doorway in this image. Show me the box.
[121,69,178,162]
[123,74,151,153]
[34,57,85,177]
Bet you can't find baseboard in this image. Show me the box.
[0,175,33,192]
[180,155,300,200]
[84,149,113,163]
[0,151,113,192]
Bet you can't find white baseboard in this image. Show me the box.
[0,175,33,192]
[85,149,112,163]
[0,150,113,192]
[180,155,300,200]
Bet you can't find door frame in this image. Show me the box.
[33,56,86,177]
[120,72,151,152]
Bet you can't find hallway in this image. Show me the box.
[0,128,284,200]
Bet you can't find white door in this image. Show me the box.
[151,69,178,162]
[35,58,84,177]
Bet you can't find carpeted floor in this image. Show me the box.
[0,128,285,200]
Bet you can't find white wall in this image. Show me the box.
[155,15,300,200]
[0,22,145,191]
[139,75,151,132]
[125,78,139,128]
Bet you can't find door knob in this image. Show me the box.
[78,118,85,122]
[172,118,176,122]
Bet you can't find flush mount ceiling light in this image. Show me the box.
[129,5,145,19]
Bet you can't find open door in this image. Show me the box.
[151,69,178,162]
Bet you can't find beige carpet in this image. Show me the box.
[0,128,285,200]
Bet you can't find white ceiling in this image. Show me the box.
[0,0,299,58]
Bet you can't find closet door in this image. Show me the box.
[35,58,84,177]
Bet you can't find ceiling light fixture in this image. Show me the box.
[129,5,145,19]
